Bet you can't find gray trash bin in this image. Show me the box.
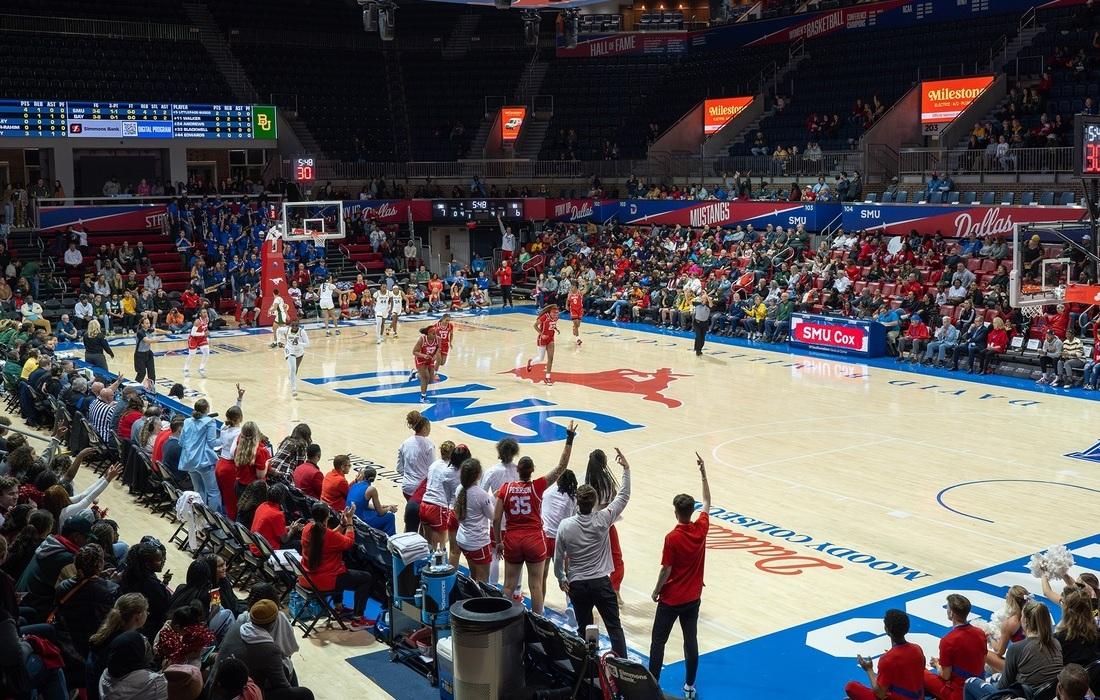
[449,597,526,699]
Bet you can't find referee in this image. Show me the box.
[691,291,712,356]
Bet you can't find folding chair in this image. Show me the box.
[191,502,237,559]
[162,481,191,550]
[603,655,682,700]
[282,554,349,638]
[248,530,295,602]
[230,521,274,588]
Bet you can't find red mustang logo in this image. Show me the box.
[504,366,688,408]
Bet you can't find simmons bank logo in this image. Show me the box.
[306,366,685,443]
[553,200,594,222]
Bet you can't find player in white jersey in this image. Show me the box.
[480,438,520,588]
[453,458,495,582]
[373,286,393,344]
[318,280,339,336]
[284,320,309,397]
[389,286,404,338]
[540,469,578,595]
[270,288,290,348]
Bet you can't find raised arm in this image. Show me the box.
[697,452,710,513]
[62,446,99,484]
[601,448,632,523]
[543,420,578,487]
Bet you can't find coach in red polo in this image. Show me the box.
[925,594,987,700]
[649,454,710,700]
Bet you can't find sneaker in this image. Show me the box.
[1086,384,1095,391]
[335,329,341,335]
[420,393,428,402]
[1036,376,1049,384]
[544,375,553,385]
[683,685,697,700]
[576,338,582,346]
[526,358,532,373]
[348,616,374,631]
[183,369,190,376]
[199,368,206,378]
[292,390,298,398]
[376,337,383,345]
[325,330,331,336]
[269,342,277,348]
[1051,378,1060,387]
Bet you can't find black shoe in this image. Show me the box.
[695,351,703,356]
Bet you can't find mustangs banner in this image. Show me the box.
[615,201,842,230]
[38,204,169,233]
[841,203,1088,237]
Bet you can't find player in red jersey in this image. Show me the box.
[524,304,559,384]
[412,325,441,402]
[435,314,455,366]
[491,420,577,614]
[183,308,210,377]
[567,287,585,346]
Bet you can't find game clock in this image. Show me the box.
[293,156,315,183]
[431,199,524,222]
[1076,115,1100,179]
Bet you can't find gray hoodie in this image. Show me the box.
[99,669,167,700]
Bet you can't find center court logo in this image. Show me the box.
[503,366,688,408]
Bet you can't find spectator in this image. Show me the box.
[979,317,1008,374]
[20,295,50,333]
[924,594,988,700]
[179,399,221,513]
[215,599,315,699]
[923,315,961,368]
[118,540,173,639]
[55,313,78,342]
[63,242,84,272]
[249,484,304,554]
[950,316,989,373]
[300,502,372,629]
[1053,592,1099,668]
[1054,327,1084,387]
[17,512,95,621]
[320,454,352,512]
[896,313,930,362]
[845,609,924,700]
[292,444,324,499]
[347,466,398,536]
[1054,665,1089,700]
[87,593,149,700]
[1036,329,1064,385]
[964,601,1061,699]
[98,630,168,700]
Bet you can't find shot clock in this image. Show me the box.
[293,156,316,183]
[1076,115,1100,179]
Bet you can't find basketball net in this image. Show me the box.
[1020,305,1044,319]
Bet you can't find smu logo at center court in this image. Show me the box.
[304,366,681,443]
[503,365,688,408]
[1066,439,1100,463]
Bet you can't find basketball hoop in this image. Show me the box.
[1019,305,1044,319]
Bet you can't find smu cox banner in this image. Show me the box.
[39,204,169,234]
[789,313,886,357]
[841,203,1087,237]
[704,96,754,136]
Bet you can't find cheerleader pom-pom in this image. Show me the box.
[1044,545,1074,579]
[1028,552,1046,579]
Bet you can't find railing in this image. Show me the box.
[898,146,1073,176]
[0,13,198,40]
[282,159,658,181]
[674,151,863,180]
[227,26,523,51]
[31,193,282,229]
[1007,55,1045,80]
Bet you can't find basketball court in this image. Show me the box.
[68,304,1100,698]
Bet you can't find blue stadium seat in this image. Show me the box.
[865,193,878,203]
[1059,192,1076,206]
[895,191,908,204]
[961,191,978,205]
[927,192,943,204]
[1000,192,1015,205]
[981,192,997,205]
[881,191,895,203]
[946,192,961,204]
[1020,192,1035,206]
[1039,192,1055,206]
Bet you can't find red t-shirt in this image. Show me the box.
[658,512,708,606]
[937,624,987,699]
[118,410,142,442]
[250,502,287,555]
[496,477,548,532]
[876,642,926,700]
[428,279,444,296]
[536,315,557,347]
[151,429,172,470]
[497,266,512,286]
[292,461,324,498]
[299,523,353,591]
[236,443,270,486]
[321,470,349,512]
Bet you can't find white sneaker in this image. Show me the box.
[376,336,382,345]
[199,368,206,378]
[292,390,298,398]
[683,685,697,699]
[1050,378,1060,387]
[325,330,330,336]
[183,369,190,377]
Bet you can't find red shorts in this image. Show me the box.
[503,529,547,564]
[544,535,556,560]
[415,358,435,370]
[440,343,450,356]
[418,502,456,532]
[461,543,494,566]
[187,337,207,350]
[537,336,554,348]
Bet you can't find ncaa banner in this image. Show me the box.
[841,203,1087,237]
[617,201,841,230]
[38,204,169,234]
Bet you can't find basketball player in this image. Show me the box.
[454,458,494,582]
[419,444,469,562]
[492,420,577,614]
[318,278,339,336]
[567,286,585,346]
[284,319,309,397]
[269,288,290,348]
[183,308,210,377]
[524,304,559,385]
[389,285,404,338]
[436,314,455,366]
[373,284,393,344]
[412,325,441,402]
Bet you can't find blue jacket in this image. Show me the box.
[179,415,218,472]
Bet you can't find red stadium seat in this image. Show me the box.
[928,270,943,284]
[853,281,866,294]
[966,258,982,272]
[882,283,896,298]
[980,258,997,273]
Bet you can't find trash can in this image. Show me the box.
[449,598,526,699]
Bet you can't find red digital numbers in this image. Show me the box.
[295,160,314,182]
[1086,143,1100,174]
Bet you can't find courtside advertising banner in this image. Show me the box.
[789,313,885,357]
[703,96,754,136]
[920,76,994,134]
[500,106,527,142]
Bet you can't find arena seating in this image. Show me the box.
[0,0,191,23]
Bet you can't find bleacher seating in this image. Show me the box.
[578,14,622,34]
[0,0,191,23]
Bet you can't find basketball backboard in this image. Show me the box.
[281,201,346,242]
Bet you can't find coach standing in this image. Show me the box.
[649,453,709,699]
[692,291,712,356]
[554,448,632,658]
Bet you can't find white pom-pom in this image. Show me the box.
[1044,545,1074,579]
[1028,553,1045,578]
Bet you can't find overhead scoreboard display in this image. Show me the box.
[432,199,524,222]
[0,100,277,139]
[1076,115,1100,179]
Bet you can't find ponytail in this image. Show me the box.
[305,503,329,570]
[406,410,429,434]
[191,399,209,420]
[454,458,482,522]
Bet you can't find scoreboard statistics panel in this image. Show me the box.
[0,100,276,139]
[432,199,524,222]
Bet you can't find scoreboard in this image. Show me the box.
[1077,115,1100,179]
[0,100,277,140]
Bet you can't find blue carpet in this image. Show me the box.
[345,649,438,700]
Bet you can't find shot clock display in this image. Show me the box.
[431,199,524,222]
[293,157,316,182]
[1079,115,1100,179]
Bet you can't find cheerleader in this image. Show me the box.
[469,286,488,314]
[183,308,210,377]
[373,284,392,344]
[454,458,494,582]
[524,304,559,385]
[412,325,441,402]
[269,288,290,348]
[450,280,463,311]
[284,320,309,397]
[567,287,584,346]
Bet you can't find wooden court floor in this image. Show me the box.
[48,308,1100,698]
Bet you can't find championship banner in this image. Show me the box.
[840,203,1087,237]
[704,97,754,136]
[38,204,168,233]
[500,106,527,142]
[920,76,994,134]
